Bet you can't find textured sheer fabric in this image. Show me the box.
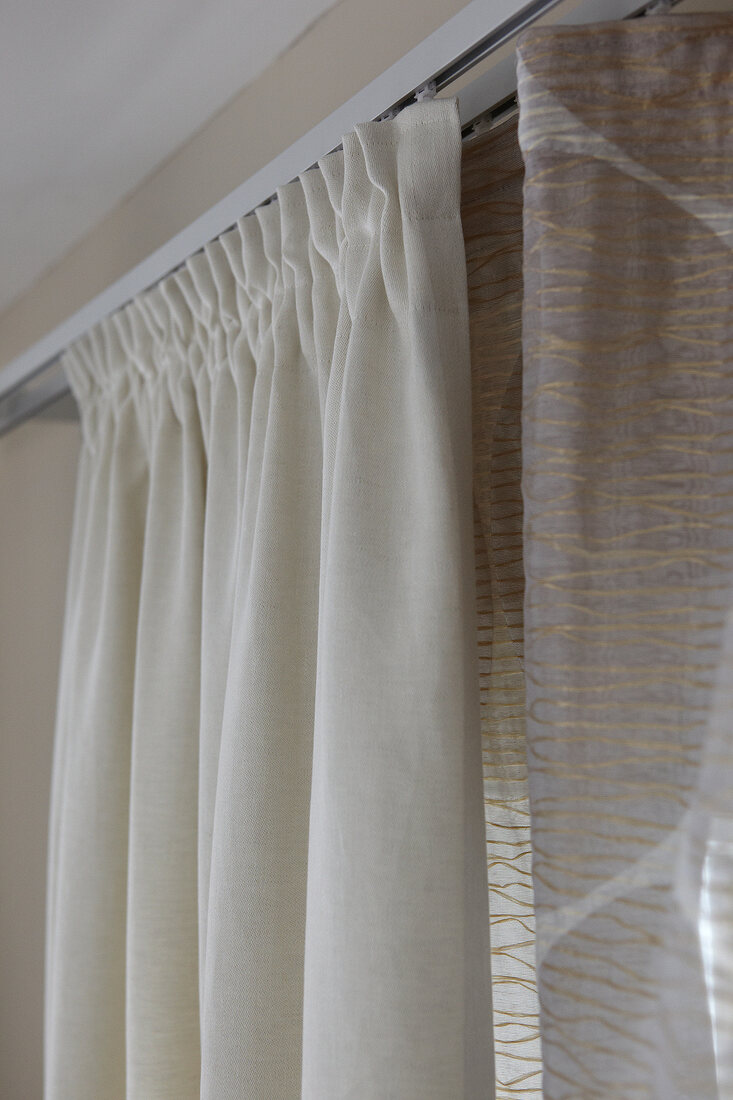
[517,16,733,1098]
[463,118,542,1099]
[45,99,493,1099]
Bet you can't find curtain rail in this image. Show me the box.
[0,0,678,436]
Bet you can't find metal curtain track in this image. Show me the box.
[0,0,677,434]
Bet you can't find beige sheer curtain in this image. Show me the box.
[45,99,493,1099]
[516,14,733,1098]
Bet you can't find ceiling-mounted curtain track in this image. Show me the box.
[0,0,680,436]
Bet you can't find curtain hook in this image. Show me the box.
[415,80,437,102]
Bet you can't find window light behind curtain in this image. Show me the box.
[462,118,542,1099]
[44,13,733,1100]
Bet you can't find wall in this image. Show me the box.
[0,411,79,1099]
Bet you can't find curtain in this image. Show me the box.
[462,117,542,1100]
[44,98,494,1100]
[516,14,733,1099]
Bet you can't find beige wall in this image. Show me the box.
[0,411,80,1099]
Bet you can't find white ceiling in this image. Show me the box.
[0,0,338,316]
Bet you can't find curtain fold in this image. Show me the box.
[463,117,542,1100]
[45,98,493,1100]
[517,15,733,1098]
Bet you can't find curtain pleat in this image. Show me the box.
[45,99,493,1100]
[517,16,733,1098]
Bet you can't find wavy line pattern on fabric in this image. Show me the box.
[463,117,543,1100]
[517,15,733,1099]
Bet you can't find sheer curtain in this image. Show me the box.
[45,98,493,1099]
[517,15,733,1098]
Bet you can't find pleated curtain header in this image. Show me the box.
[64,98,464,432]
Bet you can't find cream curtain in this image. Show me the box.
[517,15,733,1099]
[45,98,493,1099]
